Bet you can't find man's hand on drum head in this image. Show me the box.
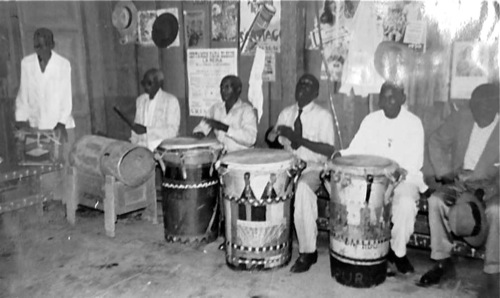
[54,122,68,143]
[193,132,205,139]
[204,118,229,132]
[132,123,147,135]
[266,126,279,143]
[15,121,30,130]
[393,168,407,182]
[277,125,301,149]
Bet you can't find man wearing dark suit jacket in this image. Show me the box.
[419,83,499,297]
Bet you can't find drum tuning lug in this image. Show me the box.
[365,175,374,204]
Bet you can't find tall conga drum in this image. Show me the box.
[326,154,400,287]
[155,137,223,243]
[217,149,303,270]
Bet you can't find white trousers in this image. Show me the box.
[390,181,420,257]
[294,170,419,256]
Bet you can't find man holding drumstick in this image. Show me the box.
[130,68,180,151]
[267,74,336,273]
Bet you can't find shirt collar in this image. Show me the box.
[474,113,499,130]
[296,101,316,113]
[149,89,163,101]
[225,98,242,113]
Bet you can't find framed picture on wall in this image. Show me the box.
[450,41,490,99]
[184,10,207,48]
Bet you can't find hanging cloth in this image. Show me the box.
[339,2,385,97]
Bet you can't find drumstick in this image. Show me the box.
[113,106,134,129]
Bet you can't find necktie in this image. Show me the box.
[294,108,303,138]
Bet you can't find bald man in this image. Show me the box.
[340,81,427,275]
[419,83,499,297]
[131,68,180,151]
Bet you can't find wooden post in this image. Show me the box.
[143,174,158,225]
[66,166,78,225]
[104,175,117,237]
[279,1,305,108]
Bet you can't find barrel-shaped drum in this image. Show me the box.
[327,154,400,288]
[69,135,155,187]
[156,137,223,243]
[218,149,300,270]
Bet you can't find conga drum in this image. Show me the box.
[217,149,303,270]
[326,154,400,288]
[155,137,223,243]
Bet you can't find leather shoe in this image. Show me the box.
[290,251,318,273]
[418,258,456,287]
[387,248,414,274]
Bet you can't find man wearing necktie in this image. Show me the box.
[267,74,337,273]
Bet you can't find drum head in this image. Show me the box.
[330,154,399,176]
[157,137,222,166]
[158,137,222,151]
[220,149,294,171]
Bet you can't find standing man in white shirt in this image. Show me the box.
[340,81,427,275]
[193,75,257,153]
[15,27,75,164]
[267,74,337,273]
[419,83,499,298]
[130,68,180,151]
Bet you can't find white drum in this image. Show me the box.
[217,148,304,270]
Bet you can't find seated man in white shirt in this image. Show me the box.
[131,68,180,151]
[267,74,337,273]
[193,75,257,153]
[340,81,428,275]
[419,83,499,297]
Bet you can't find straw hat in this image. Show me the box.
[448,192,488,248]
[152,12,179,48]
[111,1,138,37]
[374,41,415,84]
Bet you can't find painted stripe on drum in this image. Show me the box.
[245,203,252,221]
[330,249,386,265]
[227,240,289,252]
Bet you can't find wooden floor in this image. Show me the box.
[0,201,491,298]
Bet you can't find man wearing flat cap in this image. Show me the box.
[419,83,499,298]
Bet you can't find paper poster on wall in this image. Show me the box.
[308,0,355,82]
[380,1,426,52]
[240,0,281,55]
[187,48,238,116]
[138,8,180,47]
[450,42,490,99]
[211,1,238,42]
[263,52,275,82]
[184,10,208,48]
